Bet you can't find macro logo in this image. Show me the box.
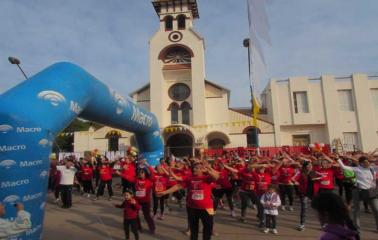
[20,160,43,168]
[23,192,43,202]
[39,170,48,179]
[3,195,21,204]
[153,130,160,137]
[37,90,66,106]
[38,138,52,147]
[0,145,26,152]
[0,179,30,188]
[0,159,17,169]
[0,124,13,134]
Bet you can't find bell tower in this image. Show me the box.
[149,0,207,128]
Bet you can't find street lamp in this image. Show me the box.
[243,38,259,150]
[8,56,29,80]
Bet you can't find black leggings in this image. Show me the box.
[188,207,213,240]
[153,193,167,216]
[60,185,73,208]
[96,180,113,197]
[265,214,277,229]
[82,180,94,194]
[279,184,294,206]
[213,188,234,211]
[122,178,135,193]
[124,218,139,240]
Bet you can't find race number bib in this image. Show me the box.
[155,183,164,192]
[136,190,146,197]
[321,180,330,186]
[191,190,204,200]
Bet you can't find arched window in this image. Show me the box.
[165,15,173,31]
[208,139,226,149]
[177,15,186,29]
[180,101,191,125]
[168,102,179,124]
[106,130,121,151]
[244,127,260,147]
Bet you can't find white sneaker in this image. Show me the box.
[86,194,91,198]
[252,204,257,210]
[281,206,286,211]
[271,229,278,234]
[54,198,60,203]
[263,228,269,234]
[289,206,294,211]
[231,210,236,218]
[298,225,305,231]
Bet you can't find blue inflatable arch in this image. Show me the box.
[0,62,164,240]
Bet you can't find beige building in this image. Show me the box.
[73,0,274,157]
[260,74,378,152]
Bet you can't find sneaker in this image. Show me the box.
[54,198,60,203]
[271,229,278,234]
[262,228,269,234]
[289,206,294,211]
[251,204,257,210]
[86,194,90,198]
[239,217,246,223]
[281,206,286,211]
[108,197,112,201]
[158,214,164,220]
[93,197,99,201]
[183,230,190,236]
[231,210,236,218]
[212,231,219,237]
[298,225,305,231]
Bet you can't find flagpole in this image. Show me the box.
[243,38,259,155]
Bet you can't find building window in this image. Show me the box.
[343,132,359,152]
[180,101,192,125]
[165,15,173,31]
[246,127,259,147]
[293,91,309,113]
[371,89,378,112]
[338,90,354,111]
[169,83,191,101]
[208,139,226,149]
[106,131,121,151]
[177,14,186,29]
[168,102,179,124]
[292,134,310,146]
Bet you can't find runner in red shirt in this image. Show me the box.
[152,164,169,220]
[135,168,155,234]
[95,158,113,200]
[157,161,219,240]
[316,154,337,194]
[117,156,136,193]
[254,165,272,227]
[81,158,94,197]
[115,189,141,240]
[213,162,235,217]
[277,155,297,211]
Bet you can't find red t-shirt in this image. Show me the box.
[254,172,271,195]
[135,178,153,203]
[317,168,335,190]
[81,165,94,181]
[215,169,232,189]
[240,168,256,192]
[278,166,295,185]
[120,162,136,183]
[98,165,113,181]
[182,175,215,210]
[120,199,141,220]
[153,173,168,193]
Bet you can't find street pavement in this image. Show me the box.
[43,187,377,240]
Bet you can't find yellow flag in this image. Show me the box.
[252,96,260,127]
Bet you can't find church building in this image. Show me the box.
[73,0,275,157]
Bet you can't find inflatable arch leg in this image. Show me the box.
[0,62,163,240]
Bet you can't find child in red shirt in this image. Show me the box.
[115,189,140,240]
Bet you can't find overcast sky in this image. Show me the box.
[1,0,377,107]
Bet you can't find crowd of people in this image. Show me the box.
[48,148,378,240]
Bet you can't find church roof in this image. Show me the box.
[152,0,199,19]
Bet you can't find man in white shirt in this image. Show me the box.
[57,159,77,209]
[337,156,378,231]
[0,203,31,239]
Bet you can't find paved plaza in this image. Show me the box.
[43,184,377,240]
